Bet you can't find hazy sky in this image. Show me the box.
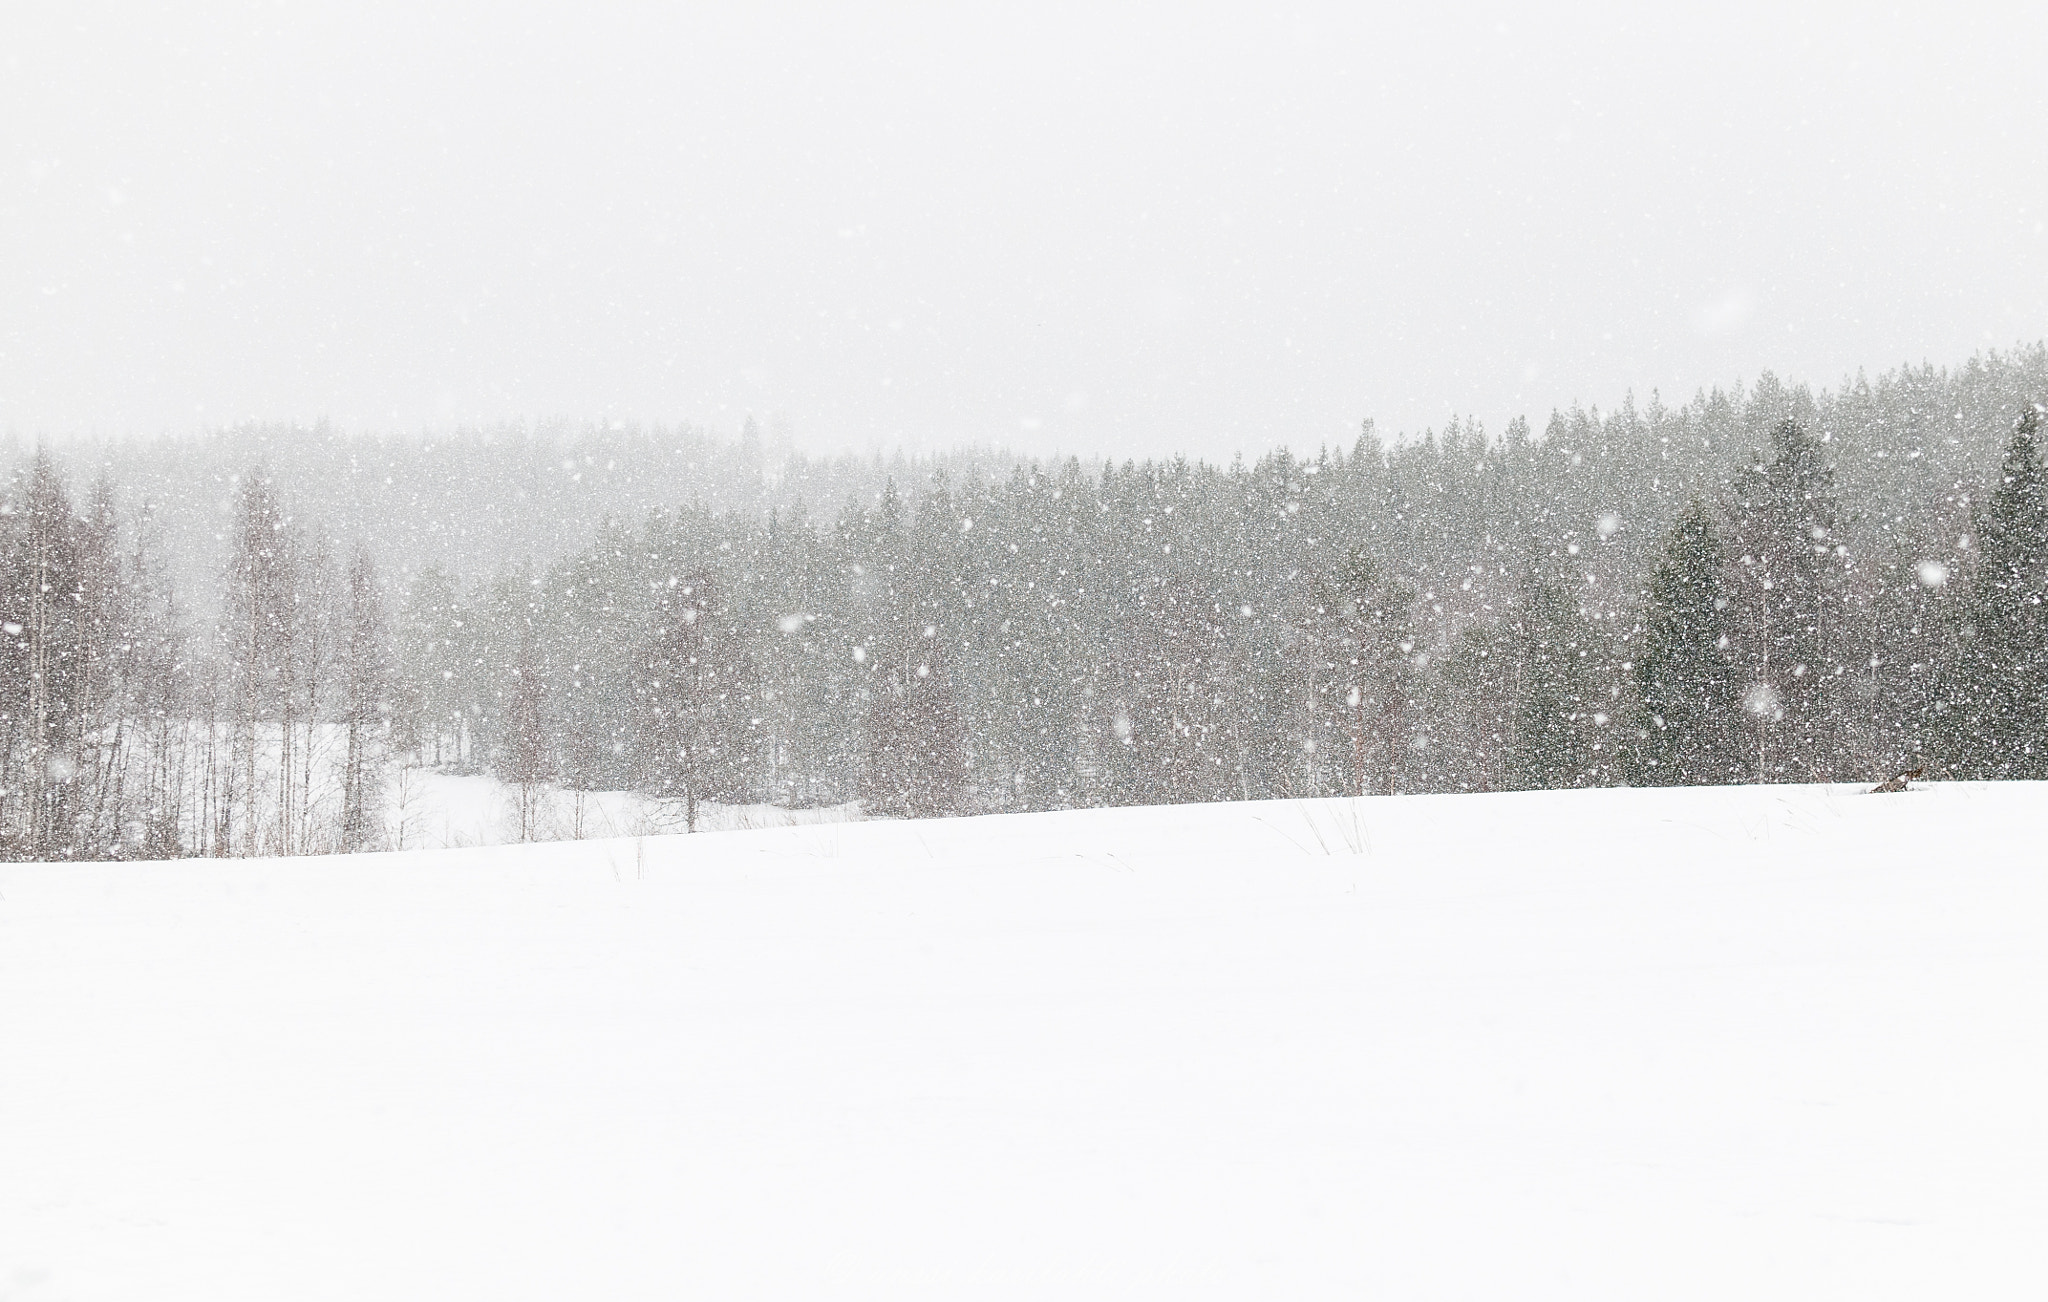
[4,3,2045,460]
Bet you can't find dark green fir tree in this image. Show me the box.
[1949,404,2048,779]
[1732,418,1844,781]
[1508,570,1595,791]
[1632,502,1747,785]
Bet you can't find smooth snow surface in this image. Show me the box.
[4,783,2046,1300]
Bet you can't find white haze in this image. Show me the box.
[3,2,2045,458]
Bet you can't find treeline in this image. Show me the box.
[0,461,389,858]
[49,416,1019,608]
[5,351,2047,858]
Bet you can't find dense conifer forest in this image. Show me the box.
[6,348,2047,858]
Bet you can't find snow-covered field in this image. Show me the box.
[4,782,2046,1300]
[386,768,861,849]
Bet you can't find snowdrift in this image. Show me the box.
[4,781,2045,1300]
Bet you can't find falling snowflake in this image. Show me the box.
[1743,682,1782,719]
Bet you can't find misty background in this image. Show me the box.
[5,3,2045,458]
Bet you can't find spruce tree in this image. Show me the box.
[337,546,388,852]
[395,565,465,766]
[1952,404,2048,778]
[1632,502,1746,785]
[633,572,715,831]
[1732,419,1844,781]
[4,454,86,856]
[502,608,551,842]
[72,474,125,853]
[1314,546,1416,797]
[222,471,302,855]
[1508,571,1595,791]
[863,622,966,818]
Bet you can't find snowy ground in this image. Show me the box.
[4,782,2046,1300]
[385,768,861,849]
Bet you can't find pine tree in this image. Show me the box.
[127,516,190,859]
[634,572,716,831]
[71,474,126,854]
[1508,570,1595,790]
[337,545,388,852]
[502,606,551,842]
[292,536,336,855]
[395,565,466,766]
[1314,546,1416,796]
[1632,502,1746,785]
[1431,625,1516,791]
[864,622,965,818]
[1951,404,2048,778]
[4,454,86,856]
[1732,419,1845,781]
[222,471,302,855]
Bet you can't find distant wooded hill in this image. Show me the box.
[5,346,2046,859]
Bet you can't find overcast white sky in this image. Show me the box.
[3,2,2045,459]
